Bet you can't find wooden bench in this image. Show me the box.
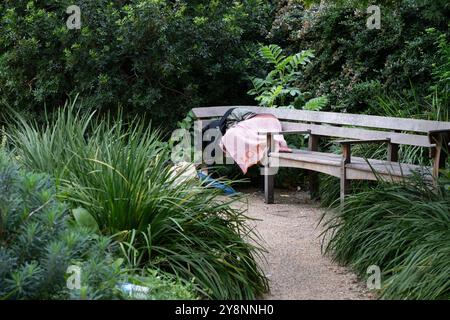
[191,106,450,204]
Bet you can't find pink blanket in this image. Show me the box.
[219,114,291,174]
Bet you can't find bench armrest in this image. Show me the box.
[428,129,450,134]
[428,130,450,181]
[258,130,310,154]
[428,129,450,145]
[335,138,391,145]
[337,138,391,164]
[258,130,311,136]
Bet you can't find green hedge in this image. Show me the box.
[0,0,273,129]
[0,149,123,299]
[268,0,450,113]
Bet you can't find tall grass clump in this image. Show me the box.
[322,172,450,299]
[9,104,269,299]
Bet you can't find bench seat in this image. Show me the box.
[270,149,433,182]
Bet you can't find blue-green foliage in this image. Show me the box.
[0,149,197,300]
[0,150,121,299]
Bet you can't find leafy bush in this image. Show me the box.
[317,26,450,205]
[427,27,450,109]
[0,149,122,299]
[0,0,273,129]
[10,105,269,299]
[321,172,450,299]
[268,0,450,113]
[248,44,328,109]
[122,270,196,300]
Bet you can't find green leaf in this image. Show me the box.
[303,96,329,111]
[72,207,99,232]
[287,50,315,72]
[259,45,284,65]
[112,258,124,269]
[276,56,293,72]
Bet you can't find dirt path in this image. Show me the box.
[239,188,373,300]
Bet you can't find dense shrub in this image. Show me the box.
[268,0,450,112]
[316,26,450,205]
[428,27,450,110]
[0,0,273,129]
[322,172,450,299]
[0,149,122,299]
[247,44,328,109]
[9,105,269,299]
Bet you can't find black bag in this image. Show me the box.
[202,108,236,160]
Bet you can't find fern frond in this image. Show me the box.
[303,96,329,111]
[288,50,315,71]
[259,45,284,65]
[276,56,293,73]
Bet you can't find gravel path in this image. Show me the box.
[239,188,373,300]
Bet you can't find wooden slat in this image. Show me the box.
[270,150,433,180]
[335,138,391,145]
[271,151,341,167]
[273,149,343,161]
[279,122,431,147]
[346,162,431,177]
[192,106,255,118]
[257,130,311,135]
[270,157,341,178]
[199,119,431,147]
[192,106,450,133]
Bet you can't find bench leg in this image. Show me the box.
[340,144,351,208]
[432,143,448,186]
[340,177,350,208]
[264,169,275,204]
[309,171,320,200]
[308,134,320,200]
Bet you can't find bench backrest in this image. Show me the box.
[192,106,450,148]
